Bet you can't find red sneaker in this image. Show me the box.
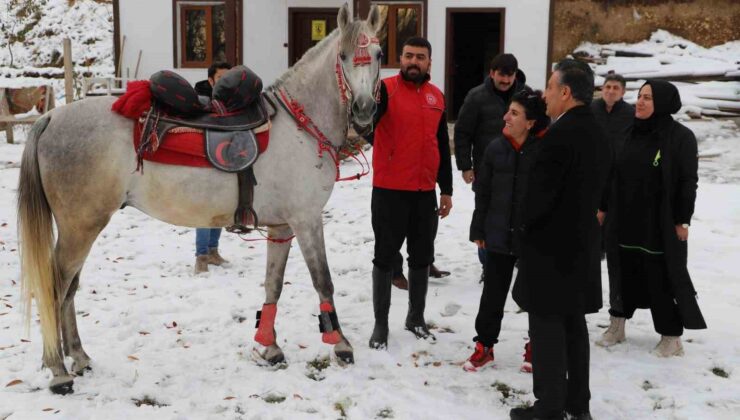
[463,342,494,372]
[520,341,532,373]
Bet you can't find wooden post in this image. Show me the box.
[63,38,74,104]
[134,50,142,79]
[0,89,14,144]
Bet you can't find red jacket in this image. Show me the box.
[372,74,446,192]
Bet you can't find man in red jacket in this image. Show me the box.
[367,37,453,349]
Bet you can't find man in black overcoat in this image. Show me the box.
[510,60,609,420]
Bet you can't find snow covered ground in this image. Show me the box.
[0,0,114,104]
[0,117,739,419]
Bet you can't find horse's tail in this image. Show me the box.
[17,114,61,358]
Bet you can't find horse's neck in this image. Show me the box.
[280,43,348,148]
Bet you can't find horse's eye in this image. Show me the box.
[340,53,347,61]
[376,51,383,59]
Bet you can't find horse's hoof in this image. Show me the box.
[73,365,92,376]
[335,351,354,366]
[49,376,74,395]
[251,346,287,368]
[267,352,286,365]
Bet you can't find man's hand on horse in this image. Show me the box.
[438,194,452,219]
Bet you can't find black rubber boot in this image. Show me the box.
[405,266,435,341]
[369,266,392,349]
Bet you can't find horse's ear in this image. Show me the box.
[367,5,382,34]
[337,3,351,31]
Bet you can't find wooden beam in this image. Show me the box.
[357,0,370,19]
[113,0,120,75]
[63,38,74,104]
[546,0,555,83]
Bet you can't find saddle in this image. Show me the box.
[139,66,276,233]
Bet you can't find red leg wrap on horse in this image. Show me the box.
[254,303,277,346]
[320,302,341,344]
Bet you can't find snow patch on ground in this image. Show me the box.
[0,120,739,419]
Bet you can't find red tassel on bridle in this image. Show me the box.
[352,33,377,67]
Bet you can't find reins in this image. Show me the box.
[244,32,380,243]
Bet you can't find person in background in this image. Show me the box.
[454,53,527,283]
[600,80,706,355]
[591,72,633,155]
[591,72,636,346]
[367,37,453,349]
[193,61,232,274]
[464,88,549,373]
[194,62,232,97]
[510,59,609,420]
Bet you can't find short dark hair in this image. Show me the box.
[208,62,232,79]
[511,88,550,134]
[490,53,518,75]
[554,59,594,105]
[603,72,626,88]
[402,36,432,57]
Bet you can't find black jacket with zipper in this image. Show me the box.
[454,70,527,177]
[470,134,541,256]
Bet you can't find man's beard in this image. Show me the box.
[401,66,427,83]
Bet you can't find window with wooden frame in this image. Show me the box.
[172,0,241,68]
[372,2,424,68]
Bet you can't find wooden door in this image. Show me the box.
[288,8,339,66]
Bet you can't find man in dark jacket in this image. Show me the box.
[591,73,636,346]
[194,61,232,97]
[367,37,453,349]
[193,61,232,274]
[454,53,526,279]
[591,72,634,155]
[510,60,609,420]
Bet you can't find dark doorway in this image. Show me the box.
[445,9,504,120]
[288,8,339,66]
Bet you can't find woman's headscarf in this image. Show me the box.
[635,80,682,132]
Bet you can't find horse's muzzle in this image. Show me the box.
[352,120,373,137]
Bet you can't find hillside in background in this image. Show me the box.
[553,0,740,62]
[0,0,114,79]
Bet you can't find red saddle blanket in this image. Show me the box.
[132,122,269,168]
[114,80,269,169]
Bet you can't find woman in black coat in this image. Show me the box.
[464,89,549,372]
[599,80,706,357]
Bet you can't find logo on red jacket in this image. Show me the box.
[425,93,437,106]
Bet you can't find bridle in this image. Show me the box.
[273,32,381,182]
[336,32,382,108]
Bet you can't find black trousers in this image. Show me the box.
[529,312,590,418]
[391,207,440,276]
[474,252,518,346]
[372,188,438,271]
[619,248,684,336]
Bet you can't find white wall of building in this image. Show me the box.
[244,0,351,87]
[118,0,550,91]
[118,0,351,86]
[425,0,551,91]
[118,0,177,81]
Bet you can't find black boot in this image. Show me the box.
[510,406,565,420]
[405,266,435,341]
[369,266,392,349]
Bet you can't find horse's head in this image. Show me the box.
[336,4,383,136]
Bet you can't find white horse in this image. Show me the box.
[17,4,383,394]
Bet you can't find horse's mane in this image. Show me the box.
[271,20,369,88]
